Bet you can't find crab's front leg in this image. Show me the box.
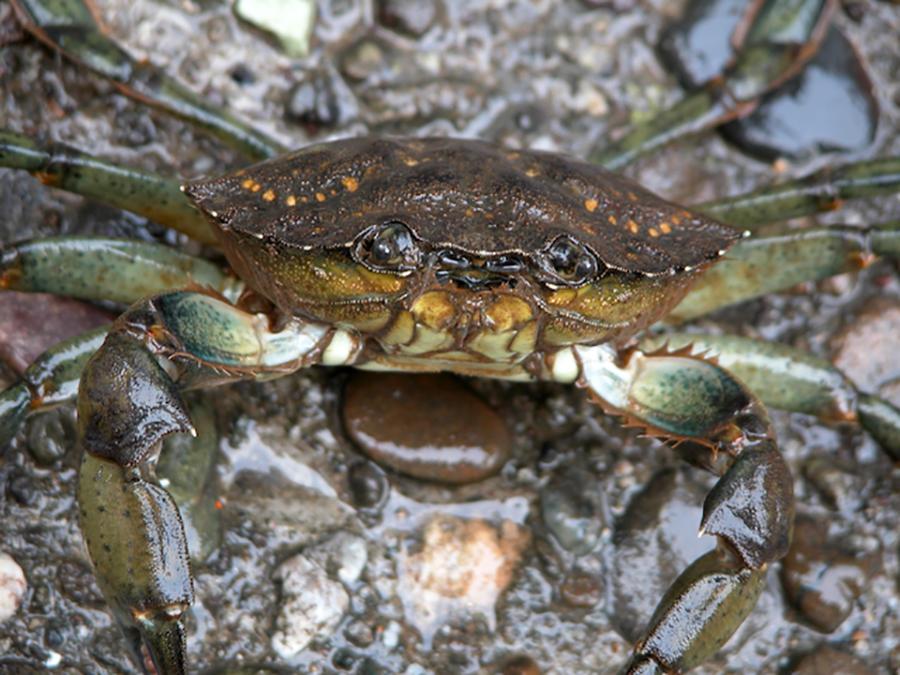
[552,344,793,673]
[75,291,356,674]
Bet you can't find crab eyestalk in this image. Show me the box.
[555,344,793,672]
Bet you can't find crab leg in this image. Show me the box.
[76,290,357,673]
[1,236,243,303]
[10,0,285,160]
[641,333,900,460]
[0,237,245,444]
[0,130,216,243]
[0,326,107,447]
[591,0,836,169]
[552,344,793,672]
[697,156,900,228]
[672,222,900,320]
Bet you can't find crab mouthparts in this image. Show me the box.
[432,250,524,290]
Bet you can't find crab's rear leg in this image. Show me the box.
[1,130,216,243]
[672,221,900,321]
[75,291,354,673]
[552,344,793,672]
[697,156,900,228]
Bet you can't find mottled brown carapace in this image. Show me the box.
[183,137,741,353]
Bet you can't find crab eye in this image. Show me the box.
[359,221,418,270]
[544,236,599,284]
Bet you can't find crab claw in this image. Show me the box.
[79,452,193,675]
[76,331,195,674]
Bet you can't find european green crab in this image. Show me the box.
[1,0,899,673]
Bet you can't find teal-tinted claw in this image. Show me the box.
[0,383,31,448]
[857,394,900,461]
[640,333,858,422]
[624,548,766,673]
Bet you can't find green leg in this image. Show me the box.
[76,290,350,674]
[697,157,900,228]
[1,236,243,304]
[11,0,284,160]
[0,326,107,447]
[0,130,217,243]
[553,344,793,672]
[640,333,900,461]
[672,222,900,321]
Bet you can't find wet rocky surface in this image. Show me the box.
[659,0,880,161]
[1,1,899,674]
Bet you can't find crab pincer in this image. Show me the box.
[75,292,340,673]
[559,345,794,672]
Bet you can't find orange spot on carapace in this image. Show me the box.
[251,183,262,193]
[627,219,639,234]
[525,167,539,177]
[660,222,671,234]
[627,191,638,202]
[607,215,617,225]
[286,195,297,206]
[315,192,327,202]
[584,198,598,213]
[262,189,276,202]
[241,178,255,190]
[342,176,359,192]
[648,227,659,238]
[671,214,682,225]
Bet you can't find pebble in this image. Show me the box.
[344,619,374,647]
[343,372,511,484]
[348,461,390,511]
[285,70,344,130]
[788,644,874,675]
[309,532,368,585]
[376,0,437,37]
[397,515,529,644]
[609,469,714,642]
[0,552,26,623]
[779,515,881,633]
[540,464,605,555]
[0,292,111,374]
[272,554,349,658]
[801,457,865,513]
[341,40,386,82]
[831,297,900,405]
[234,0,316,57]
[559,570,603,608]
[501,654,542,675]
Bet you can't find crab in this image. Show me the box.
[1,0,899,674]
